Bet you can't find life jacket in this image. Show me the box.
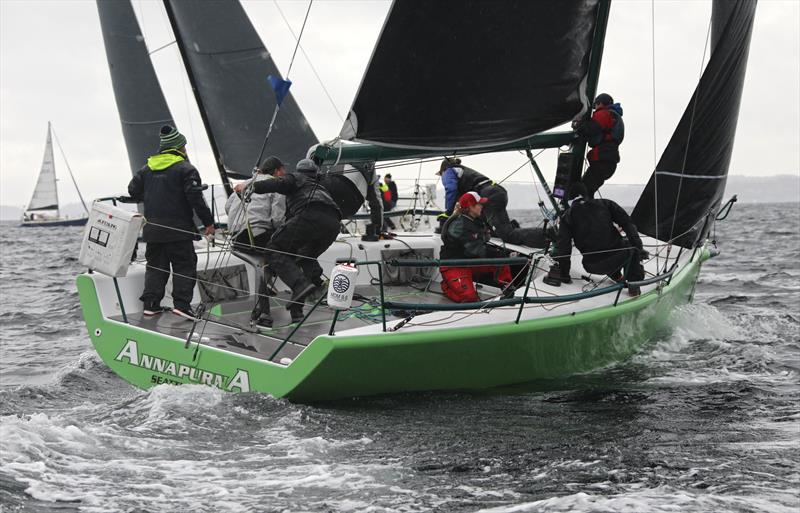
[455,166,493,196]
[587,104,624,163]
[380,182,391,202]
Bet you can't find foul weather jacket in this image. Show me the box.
[555,197,643,276]
[128,150,214,243]
[440,214,496,260]
[225,174,286,238]
[321,163,382,227]
[441,166,496,215]
[575,103,624,163]
[251,169,341,220]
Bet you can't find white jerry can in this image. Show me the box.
[78,201,144,277]
[327,264,359,310]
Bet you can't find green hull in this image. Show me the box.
[76,253,703,402]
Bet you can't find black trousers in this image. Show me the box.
[265,206,340,292]
[232,229,273,254]
[582,161,617,198]
[583,245,644,282]
[141,240,198,310]
[478,184,547,248]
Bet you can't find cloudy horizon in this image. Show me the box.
[1,0,798,209]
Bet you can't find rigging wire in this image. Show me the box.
[273,0,344,122]
[285,0,314,80]
[50,125,89,214]
[651,0,660,271]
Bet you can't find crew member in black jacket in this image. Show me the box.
[320,161,383,236]
[235,158,342,322]
[128,125,215,317]
[553,183,646,296]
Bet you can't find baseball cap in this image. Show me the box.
[458,191,488,209]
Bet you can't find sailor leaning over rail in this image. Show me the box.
[225,155,286,253]
[552,182,646,297]
[234,158,341,323]
[437,157,547,248]
[439,192,514,303]
[127,125,215,318]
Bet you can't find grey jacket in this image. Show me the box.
[225,174,286,237]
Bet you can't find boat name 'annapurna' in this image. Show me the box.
[115,340,250,392]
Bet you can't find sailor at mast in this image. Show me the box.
[572,93,624,198]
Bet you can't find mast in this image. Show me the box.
[162,0,232,196]
[568,0,612,186]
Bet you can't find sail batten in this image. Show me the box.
[630,0,757,247]
[342,0,601,150]
[164,0,318,181]
[27,123,59,213]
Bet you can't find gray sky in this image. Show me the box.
[1,0,798,208]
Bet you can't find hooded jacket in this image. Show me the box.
[128,150,214,243]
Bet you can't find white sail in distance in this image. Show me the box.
[26,122,59,212]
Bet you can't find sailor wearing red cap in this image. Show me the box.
[439,192,513,303]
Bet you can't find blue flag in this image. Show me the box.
[268,75,292,106]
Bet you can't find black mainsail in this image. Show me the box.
[163,0,318,184]
[631,0,757,248]
[96,0,175,177]
[340,0,601,150]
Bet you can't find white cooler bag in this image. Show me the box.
[78,201,144,277]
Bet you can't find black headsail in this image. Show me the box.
[96,0,175,176]
[340,0,601,151]
[631,0,757,248]
[163,0,318,190]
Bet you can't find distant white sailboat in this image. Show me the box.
[21,122,89,227]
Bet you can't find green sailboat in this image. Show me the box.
[78,0,756,401]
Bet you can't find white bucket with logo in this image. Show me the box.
[78,201,144,277]
[327,264,359,310]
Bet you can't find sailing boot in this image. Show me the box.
[288,304,305,324]
[250,272,272,328]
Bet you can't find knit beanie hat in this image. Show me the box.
[295,158,318,172]
[259,156,283,174]
[159,125,187,151]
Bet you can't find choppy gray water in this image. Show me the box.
[1,203,798,512]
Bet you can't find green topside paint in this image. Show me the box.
[76,251,705,402]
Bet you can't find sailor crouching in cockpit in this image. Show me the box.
[438,192,514,303]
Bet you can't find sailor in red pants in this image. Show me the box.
[439,192,513,303]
